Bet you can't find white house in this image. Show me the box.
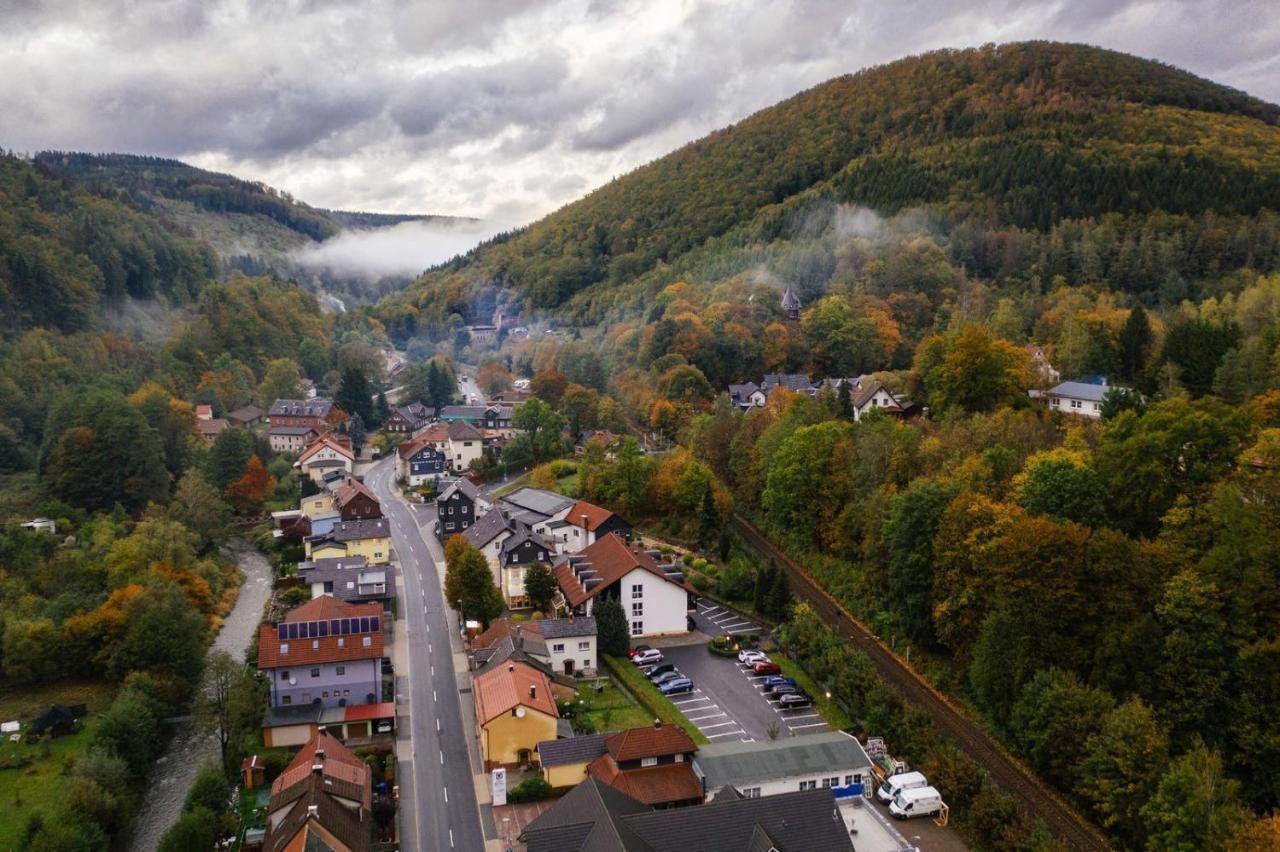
[446,419,486,472]
[553,534,693,638]
[295,435,355,484]
[693,731,873,801]
[532,500,633,557]
[1045,379,1113,418]
[532,617,598,678]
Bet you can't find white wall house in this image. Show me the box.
[553,535,693,638]
[533,617,598,677]
[693,731,874,802]
[1045,379,1111,418]
[296,438,355,484]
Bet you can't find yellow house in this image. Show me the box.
[537,731,613,789]
[474,661,559,770]
[301,492,334,518]
[303,518,391,564]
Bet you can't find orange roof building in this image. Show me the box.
[586,722,703,808]
[474,660,559,770]
[263,731,372,852]
[258,597,385,711]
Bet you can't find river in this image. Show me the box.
[125,541,274,852]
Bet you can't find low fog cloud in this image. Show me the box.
[291,219,505,281]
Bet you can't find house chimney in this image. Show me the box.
[653,718,662,730]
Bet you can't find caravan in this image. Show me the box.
[877,770,927,803]
[889,786,943,820]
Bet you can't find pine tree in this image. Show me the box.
[838,380,854,419]
[335,367,374,424]
[697,484,720,549]
[766,568,792,621]
[373,392,390,427]
[1119,305,1153,380]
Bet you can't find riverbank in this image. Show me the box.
[124,541,273,852]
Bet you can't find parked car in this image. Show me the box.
[769,683,802,697]
[877,771,928,804]
[647,663,678,680]
[890,786,943,820]
[659,676,694,695]
[632,649,664,666]
[738,649,768,664]
[778,693,812,709]
[761,675,796,690]
[652,670,685,686]
[752,661,782,676]
[628,644,652,658]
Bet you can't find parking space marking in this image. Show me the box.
[719,620,754,630]
[686,711,728,722]
[788,721,830,730]
[782,713,821,722]
[696,721,738,730]
[706,729,748,739]
[670,696,711,706]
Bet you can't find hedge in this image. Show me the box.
[603,655,710,744]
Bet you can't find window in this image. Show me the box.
[374,552,383,559]
[280,643,289,655]
[445,522,455,531]
[323,581,333,593]
[337,637,345,648]
[553,643,565,653]
[343,689,350,697]
[1093,402,1101,411]
[363,636,373,647]
[448,506,454,515]
[336,666,345,675]
[742,787,761,798]
[310,668,320,678]
[312,640,319,650]
[823,776,839,788]
[578,641,590,651]
[583,659,591,668]
[641,756,657,767]
[799,780,817,791]
[461,505,469,514]
[631,620,643,636]
[322,691,329,699]
[1070,399,1082,409]
[280,671,289,680]
[631,583,643,599]
[282,695,292,705]
[674,753,683,763]
[632,602,643,617]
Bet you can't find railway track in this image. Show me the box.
[732,515,1111,852]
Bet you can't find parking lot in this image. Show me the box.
[635,600,832,742]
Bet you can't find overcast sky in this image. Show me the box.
[3,0,1277,228]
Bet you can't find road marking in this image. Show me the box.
[706,729,748,738]
[450,829,454,847]
[720,620,754,630]
[686,712,727,722]
[429,644,432,654]
[440,750,444,764]
[788,721,830,730]
[431,666,435,676]
[695,721,738,730]
[436,718,441,732]
[784,713,821,721]
[444,786,448,802]
[433,689,437,701]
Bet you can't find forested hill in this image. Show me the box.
[0,152,219,332]
[386,41,1280,323]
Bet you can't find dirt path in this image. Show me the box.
[732,516,1111,852]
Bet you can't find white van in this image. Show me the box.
[877,770,927,803]
[890,786,942,820]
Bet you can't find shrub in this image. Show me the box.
[510,613,527,622]
[692,558,708,572]
[659,545,674,555]
[682,553,694,566]
[689,574,711,592]
[507,777,553,803]
[530,611,545,620]
[708,637,738,658]
[548,459,577,478]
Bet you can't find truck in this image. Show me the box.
[877,770,928,804]
[889,786,943,820]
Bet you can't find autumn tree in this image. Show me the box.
[203,426,255,490]
[257,357,303,407]
[804,294,885,376]
[1077,698,1169,846]
[917,325,1031,414]
[561,383,600,433]
[477,361,512,397]
[168,469,231,551]
[225,455,276,514]
[1140,743,1249,852]
[530,369,569,408]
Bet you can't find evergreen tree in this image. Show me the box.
[345,413,367,454]
[335,367,374,425]
[595,595,630,657]
[838,380,854,419]
[428,360,456,410]
[697,483,720,549]
[523,562,557,613]
[765,567,792,621]
[1118,305,1153,380]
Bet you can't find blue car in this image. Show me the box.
[659,676,694,695]
[761,675,796,690]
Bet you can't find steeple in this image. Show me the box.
[780,286,801,320]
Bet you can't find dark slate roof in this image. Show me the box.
[269,398,335,418]
[447,419,485,441]
[522,777,654,852]
[322,518,389,542]
[500,487,576,524]
[1048,380,1111,402]
[501,528,552,562]
[533,616,597,639]
[463,508,518,548]
[624,788,852,852]
[522,779,852,852]
[268,425,318,436]
[438,478,481,503]
[761,373,815,393]
[537,731,616,767]
[780,286,802,311]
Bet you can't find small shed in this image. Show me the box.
[29,704,79,738]
[240,754,265,789]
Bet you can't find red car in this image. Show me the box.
[752,661,782,676]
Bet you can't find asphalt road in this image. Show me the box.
[366,458,484,852]
[457,373,484,405]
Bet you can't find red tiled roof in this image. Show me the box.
[333,477,379,510]
[473,661,558,726]
[343,702,396,722]
[565,500,615,531]
[606,725,697,762]
[554,533,691,607]
[257,598,383,669]
[587,755,703,806]
[298,434,355,464]
[471,618,537,650]
[271,731,370,806]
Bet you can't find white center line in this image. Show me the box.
[440,750,444,764]
[444,786,449,802]
[449,829,454,847]
[436,718,441,732]
[433,689,437,701]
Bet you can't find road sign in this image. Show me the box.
[492,767,507,807]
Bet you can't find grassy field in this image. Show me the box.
[603,656,710,745]
[561,679,652,733]
[0,680,117,850]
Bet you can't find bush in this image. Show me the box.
[510,613,527,622]
[548,459,577,478]
[659,545,674,555]
[708,636,738,658]
[692,558,708,572]
[717,557,756,601]
[689,573,711,592]
[530,611,545,620]
[682,553,694,566]
[507,777,553,803]
[184,760,230,816]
